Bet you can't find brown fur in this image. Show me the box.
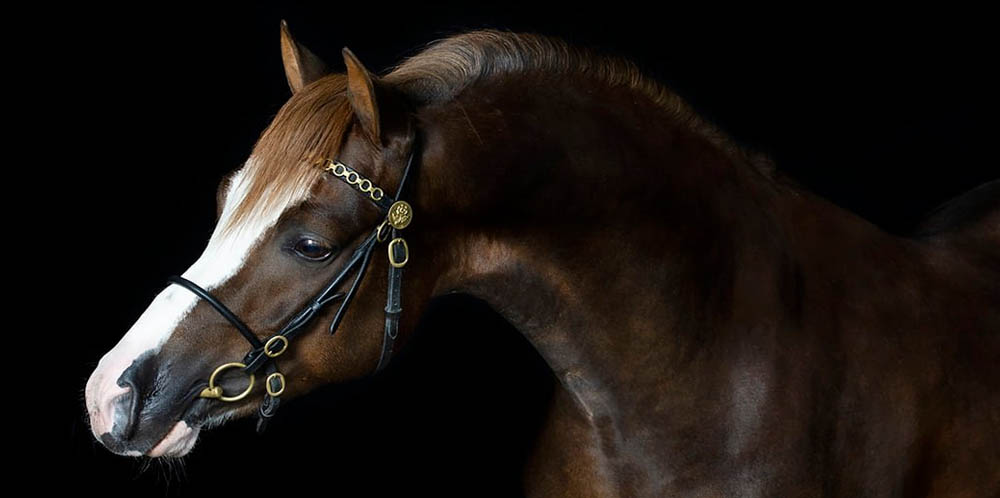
[97,25,999,496]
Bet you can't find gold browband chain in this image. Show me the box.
[322,159,386,203]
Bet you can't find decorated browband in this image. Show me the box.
[314,158,413,268]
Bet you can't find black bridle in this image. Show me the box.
[166,133,419,433]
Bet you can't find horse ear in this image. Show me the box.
[342,47,384,145]
[280,20,329,94]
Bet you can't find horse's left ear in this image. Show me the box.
[343,47,403,147]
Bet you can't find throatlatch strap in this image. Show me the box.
[373,134,419,373]
[376,227,404,373]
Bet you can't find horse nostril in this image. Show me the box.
[111,351,158,441]
[110,384,140,441]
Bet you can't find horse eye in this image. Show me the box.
[293,238,334,261]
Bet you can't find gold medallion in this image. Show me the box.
[388,201,413,230]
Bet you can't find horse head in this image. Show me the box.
[84,21,434,457]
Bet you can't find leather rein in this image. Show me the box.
[166,133,419,433]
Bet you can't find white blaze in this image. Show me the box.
[85,157,309,440]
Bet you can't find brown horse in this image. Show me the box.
[83,23,999,496]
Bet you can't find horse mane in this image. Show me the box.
[221,28,774,238]
[384,29,771,173]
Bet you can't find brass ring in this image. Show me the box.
[376,219,391,242]
[266,373,286,397]
[371,187,384,201]
[346,171,360,184]
[264,335,289,358]
[201,362,255,402]
[332,163,347,176]
[359,179,373,192]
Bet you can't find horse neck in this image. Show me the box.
[411,77,923,411]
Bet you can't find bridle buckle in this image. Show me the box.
[388,237,409,268]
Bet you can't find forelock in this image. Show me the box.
[220,74,354,240]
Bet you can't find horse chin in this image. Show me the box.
[143,400,249,457]
[140,397,242,458]
[147,420,201,457]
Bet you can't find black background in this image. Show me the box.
[27,2,994,496]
